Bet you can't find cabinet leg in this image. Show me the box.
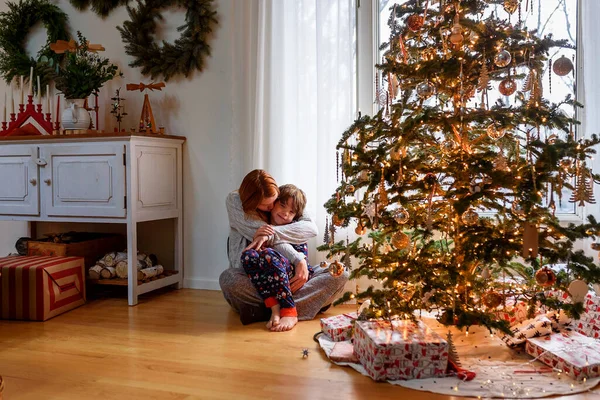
[174,216,183,289]
[127,221,138,305]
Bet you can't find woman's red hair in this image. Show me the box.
[239,169,279,222]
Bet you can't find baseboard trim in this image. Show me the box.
[184,277,221,291]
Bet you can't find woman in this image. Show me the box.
[219,169,349,325]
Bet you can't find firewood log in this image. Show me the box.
[100,266,116,279]
[89,264,103,280]
[137,265,164,281]
[115,260,128,279]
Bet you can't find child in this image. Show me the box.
[241,184,313,332]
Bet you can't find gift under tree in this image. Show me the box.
[320,0,600,334]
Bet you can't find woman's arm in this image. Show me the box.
[226,191,266,241]
[271,211,318,245]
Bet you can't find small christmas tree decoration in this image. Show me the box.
[126,82,166,134]
[535,266,557,287]
[570,163,596,206]
[498,78,517,96]
[494,49,512,68]
[323,216,330,244]
[110,88,127,131]
[503,0,519,14]
[461,209,479,226]
[568,279,589,303]
[407,14,424,32]
[553,55,574,76]
[391,231,410,249]
[329,260,345,277]
[355,222,366,235]
[482,291,504,308]
[416,81,435,99]
[392,208,410,224]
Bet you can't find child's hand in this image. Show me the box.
[244,235,270,251]
[290,259,309,293]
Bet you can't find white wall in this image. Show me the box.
[0,0,257,289]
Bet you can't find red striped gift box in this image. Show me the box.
[0,256,86,321]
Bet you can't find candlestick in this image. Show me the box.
[28,67,33,95]
[37,76,41,104]
[20,75,24,104]
[46,84,50,114]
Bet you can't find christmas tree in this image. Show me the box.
[321,0,600,333]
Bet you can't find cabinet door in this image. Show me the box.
[40,144,126,218]
[0,145,39,216]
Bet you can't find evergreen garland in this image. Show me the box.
[118,0,217,81]
[68,0,128,18]
[0,0,69,89]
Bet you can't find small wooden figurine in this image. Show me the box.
[126,82,165,134]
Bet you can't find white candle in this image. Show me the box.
[46,84,50,113]
[28,67,33,95]
[20,76,24,104]
[9,78,14,114]
[36,76,41,104]
[3,92,6,122]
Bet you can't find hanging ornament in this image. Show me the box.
[477,60,490,92]
[345,184,355,194]
[393,208,410,224]
[378,172,389,207]
[486,124,505,140]
[511,200,525,217]
[493,151,509,171]
[480,267,491,280]
[535,266,556,287]
[355,222,366,235]
[329,260,345,277]
[332,214,345,227]
[391,231,410,249]
[546,134,558,144]
[391,146,403,161]
[416,81,435,99]
[482,291,504,308]
[449,15,463,46]
[568,279,589,303]
[498,78,517,96]
[461,209,479,225]
[494,50,512,68]
[570,162,596,206]
[503,0,519,14]
[319,260,329,269]
[362,201,378,225]
[469,178,482,194]
[407,14,425,32]
[553,55,574,77]
[359,170,370,182]
[323,216,330,244]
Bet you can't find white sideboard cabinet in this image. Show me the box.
[0,133,185,305]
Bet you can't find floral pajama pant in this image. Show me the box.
[241,244,314,317]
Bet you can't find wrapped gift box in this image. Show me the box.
[496,301,532,326]
[353,320,448,381]
[526,331,600,380]
[585,292,600,313]
[320,312,357,342]
[0,256,86,321]
[501,315,553,347]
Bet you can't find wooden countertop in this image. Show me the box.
[0,131,186,141]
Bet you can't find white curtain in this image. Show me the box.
[251,0,357,263]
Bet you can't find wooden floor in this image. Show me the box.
[1,289,598,400]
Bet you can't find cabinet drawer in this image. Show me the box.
[40,144,126,218]
[0,145,39,216]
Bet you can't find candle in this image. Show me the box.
[3,92,6,122]
[28,67,33,95]
[9,78,14,114]
[20,76,24,104]
[55,95,60,123]
[36,76,41,104]
[46,84,50,113]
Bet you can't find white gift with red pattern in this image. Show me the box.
[353,320,448,381]
[526,331,600,381]
[320,312,357,341]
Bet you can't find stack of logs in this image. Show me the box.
[89,251,168,283]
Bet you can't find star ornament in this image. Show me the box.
[302,348,309,358]
[362,201,378,225]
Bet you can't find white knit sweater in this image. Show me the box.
[226,191,318,269]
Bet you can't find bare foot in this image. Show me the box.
[271,316,297,332]
[266,305,281,329]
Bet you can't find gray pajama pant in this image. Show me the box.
[219,265,349,321]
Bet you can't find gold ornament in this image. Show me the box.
[553,55,573,77]
[332,214,345,227]
[499,78,517,96]
[329,260,345,277]
[482,291,504,308]
[346,184,355,194]
[355,223,366,235]
[494,50,512,68]
[449,24,463,46]
[391,147,403,161]
[503,0,519,14]
[407,14,424,32]
[391,231,410,249]
[319,261,329,269]
[486,124,505,140]
[461,209,478,225]
[378,176,389,207]
[535,267,557,287]
[568,279,589,303]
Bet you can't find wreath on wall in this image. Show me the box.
[118,0,217,81]
[68,0,128,18]
[0,0,69,89]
